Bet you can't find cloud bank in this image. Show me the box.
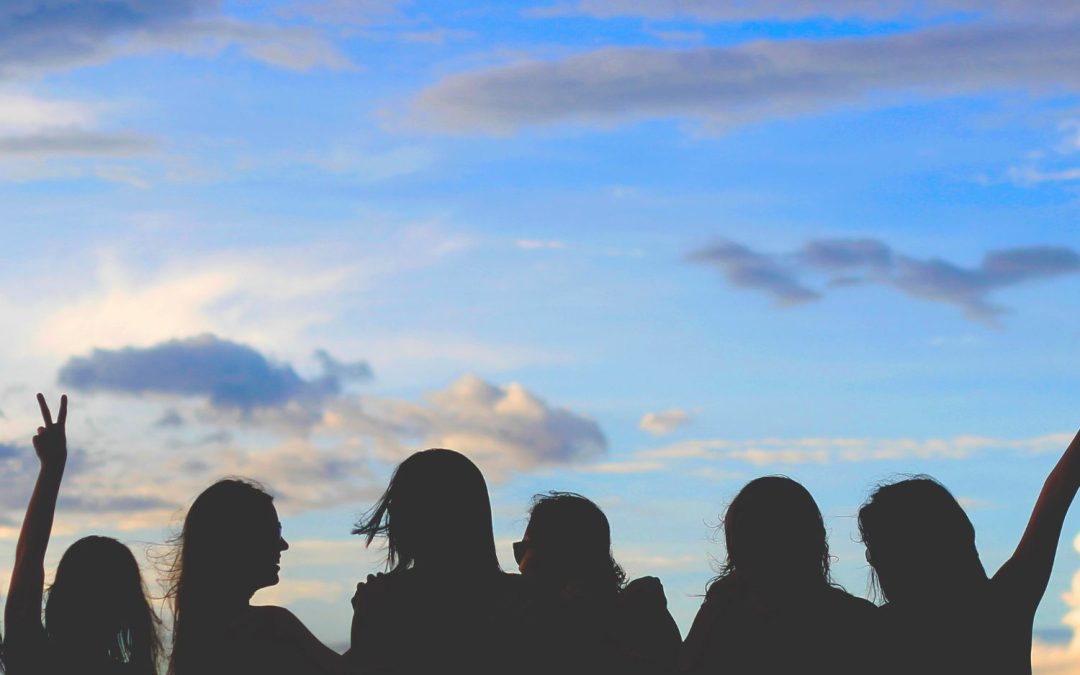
[689,238,1080,322]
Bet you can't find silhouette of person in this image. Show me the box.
[682,476,875,675]
[516,492,682,675]
[165,479,344,675]
[4,394,162,675]
[348,448,535,675]
[860,428,1080,675]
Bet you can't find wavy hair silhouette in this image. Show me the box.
[859,475,987,603]
[713,476,832,590]
[521,492,626,596]
[46,535,162,673]
[353,448,500,573]
[166,479,282,675]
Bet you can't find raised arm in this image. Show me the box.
[993,428,1080,614]
[5,395,68,647]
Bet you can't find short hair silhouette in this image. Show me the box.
[166,478,280,675]
[353,448,499,573]
[522,492,626,596]
[716,475,831,588]
[858,475,987,602]
[44,535,162,673]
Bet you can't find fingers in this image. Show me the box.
[57,394,68,426]
[36,393,53,427]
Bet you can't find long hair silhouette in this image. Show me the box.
[166,479,282,675]
[520,492,626,597]
[713,475,831,590]
[859,475,987,603]
[45,536,162,672]
[353,448,499,574]
[683,476,873,675]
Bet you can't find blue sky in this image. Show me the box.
[1,0,1080,668]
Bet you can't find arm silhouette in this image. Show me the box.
[993,428,1080,614]
[5,395,68,654]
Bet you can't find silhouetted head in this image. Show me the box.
[716,476,831,590]
[167,479,287,675]
[354,449,499,574]
[859,476,987,604]
[45,535,161,673]
[517,492,626,597]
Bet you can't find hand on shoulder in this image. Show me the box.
[352,572,391,609]
[622,576,668,609]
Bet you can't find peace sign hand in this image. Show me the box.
[32,393,68,471]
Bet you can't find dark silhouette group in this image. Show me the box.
[2,393,1079,674]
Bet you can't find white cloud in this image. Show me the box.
[0,92,100,133]
[616,549,700,575]
[34,252,351,357]
[516,239,567,250]
[328,374,608,479]
[639,408,691,436]
[252,578,348,605]
[1009,165,1080,185]
[621,432,1075,470]
[0,90,156,184]
[1031,533,1080,674]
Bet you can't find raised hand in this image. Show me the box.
[32,393,68,471]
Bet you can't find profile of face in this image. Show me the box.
[514,531,536,575]
[183,479,289,601]
[240,501,289,593]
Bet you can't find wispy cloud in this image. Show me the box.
[589,432,1075,473]
[0,1,353,79]
[0,131,156,158]
[530,0,1080,22]
[410,22,1080,133]
[689,238,1080,323]
[689,242,820,307]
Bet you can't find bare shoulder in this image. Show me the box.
[247,604,310,638]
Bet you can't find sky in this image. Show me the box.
[0,0,1079,669]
